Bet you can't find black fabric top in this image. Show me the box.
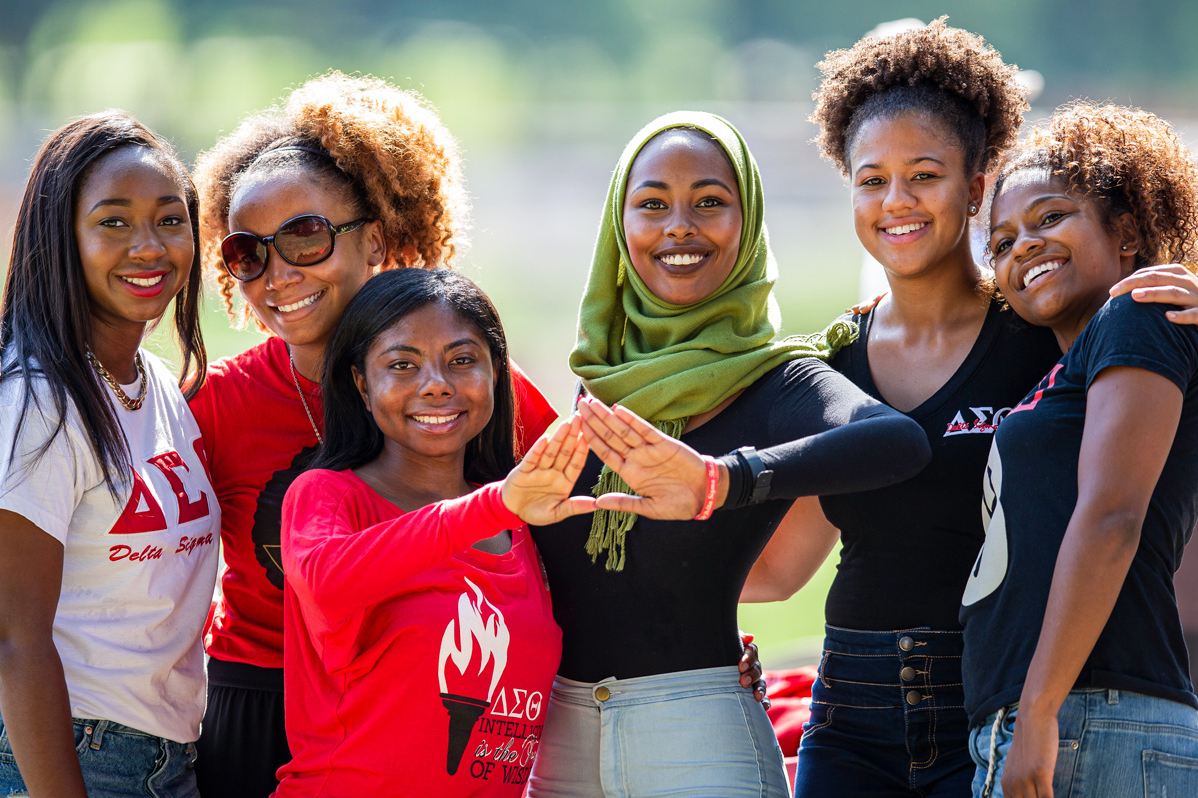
[531,358,930,681]
[820,300,1062,630]
[961,295,1198,725]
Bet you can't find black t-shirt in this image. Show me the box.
[821,300,1062,630]
[961,295,1198,725]
[531,358,930,681]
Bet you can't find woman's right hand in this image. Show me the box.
[501,415,597,525]
[1109,264,1198,323]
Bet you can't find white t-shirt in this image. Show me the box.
[0,352,219,743]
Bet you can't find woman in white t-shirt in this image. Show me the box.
[0,111,218,798]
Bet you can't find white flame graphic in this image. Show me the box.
[438,578,510,700]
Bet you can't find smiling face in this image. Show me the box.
[228,171,384,359]
[352,301,495,465]
[989,169,1138,348]
[848,113,984,280]
[74,146,193,336]
[622,130,743,306]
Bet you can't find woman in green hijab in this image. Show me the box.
[525,112,931,796]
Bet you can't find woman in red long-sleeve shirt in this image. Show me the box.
[276,267,595,796]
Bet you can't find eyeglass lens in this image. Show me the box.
[222,215,337,280]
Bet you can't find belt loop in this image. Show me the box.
[90,720,107,750]
[1107,689,1119,705]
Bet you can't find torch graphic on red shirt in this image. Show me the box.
[439,578,510,775]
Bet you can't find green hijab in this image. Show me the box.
[570,110,856,570]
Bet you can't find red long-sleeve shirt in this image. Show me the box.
[190,335,558,670]
[276,470,561,797]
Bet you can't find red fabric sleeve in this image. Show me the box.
[281,473,522,623]
[510,358,557,457]
[186,371,218,467]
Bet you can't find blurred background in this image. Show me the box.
[2,0,1196,664]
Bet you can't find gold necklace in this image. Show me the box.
[289,351,324,444]
[86,348,148,412]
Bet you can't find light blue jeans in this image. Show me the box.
[0,717,198,798]
[969,689,1198,798]
[528,665,788,797]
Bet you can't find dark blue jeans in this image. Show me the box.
[794,625,973,797]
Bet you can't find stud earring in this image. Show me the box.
[1121,245,1128,250]
[969,204,978,215]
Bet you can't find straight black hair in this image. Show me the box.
[0,110,207,490]
[313,269,516,483]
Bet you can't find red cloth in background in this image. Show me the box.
[764,667,817,758]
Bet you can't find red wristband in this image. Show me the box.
[694,457,719,521]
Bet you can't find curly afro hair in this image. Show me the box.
[193,70,468,327]
[993,102,1198,270]
[811,17,1027,176]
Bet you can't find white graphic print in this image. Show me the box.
[962,441,1009,606]
[438,578,511,775]
[943,406,1013,437]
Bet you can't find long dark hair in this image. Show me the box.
[314,269,516,483]
[0,110,207,490]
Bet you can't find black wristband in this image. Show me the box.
[737,446,774,504]
[716,452,752,510]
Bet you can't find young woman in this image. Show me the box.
[525,110,932,797]
[741,21,1063,796]
[276,267,591,796]
[189,71,559,797]
[964,102,1198,798]
[0,112,215,798]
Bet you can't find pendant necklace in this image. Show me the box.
[289,350,324,445]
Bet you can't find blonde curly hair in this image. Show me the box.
[994,102,1198,270]
[193,70,468,326]
[811,17,1027,176]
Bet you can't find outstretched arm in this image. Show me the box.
[1002,366,1182,798]
[578,391,929,520]
[285,418,595,621]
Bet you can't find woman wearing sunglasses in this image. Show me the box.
[0,112,214,798]
[188,71,558,798]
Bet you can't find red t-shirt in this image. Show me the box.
[189,336,557,668]
[275,471,561,797]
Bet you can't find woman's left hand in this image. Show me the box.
[1109,263,1198,323]
[577,397,718,519]
[1001,708,1059,798]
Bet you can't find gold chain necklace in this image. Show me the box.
[289,351,324,445]
[86,348,148,412]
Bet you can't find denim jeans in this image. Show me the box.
[527,665,789,797]
[0,717,198,798]
[794,625,973,797]
[969,688,1198,798]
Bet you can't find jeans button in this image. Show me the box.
[900,666,917,681]
[595,686,611,702]
[898,636,915,652]
[906,690,922,706]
